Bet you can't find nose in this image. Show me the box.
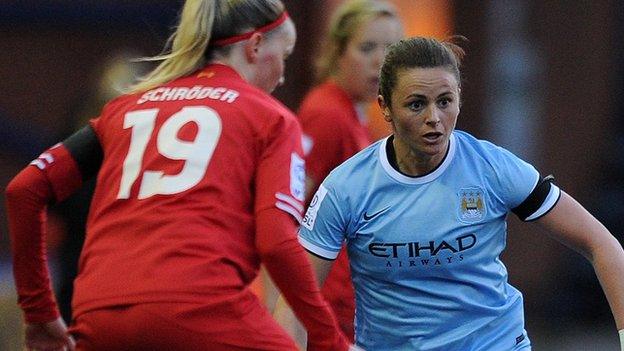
[373,47,385,69]
[424,106,441,126]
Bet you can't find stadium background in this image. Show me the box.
[0,0,623,349]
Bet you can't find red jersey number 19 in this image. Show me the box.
[116,106,222,200]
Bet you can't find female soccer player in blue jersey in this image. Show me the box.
[298,36,624,350]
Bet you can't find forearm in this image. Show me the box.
[273,294,308,348]
[590,233,624,329]
[262,240,347,350]
[6,166,60,323]
[538,192,624,329]
[256,208,347,350]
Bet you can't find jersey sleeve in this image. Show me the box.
[298,183,349,260]
[488,144,560,221]
[256,208,349,350]
[5,124,103,323]
[254,113,306,224]
[5,144,84,323]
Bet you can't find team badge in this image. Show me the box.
[458,187,486,223]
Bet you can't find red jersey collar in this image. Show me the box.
[196,63,245,81]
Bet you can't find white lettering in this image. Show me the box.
[136,85,240,105]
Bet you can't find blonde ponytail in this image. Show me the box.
[129,0,216,93]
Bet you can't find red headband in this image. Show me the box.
[212,11,290,47]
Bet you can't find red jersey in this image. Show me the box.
[298,80,372,341]
[299,81,371,187]
[69,64,305,316]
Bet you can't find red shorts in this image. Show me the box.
[70,293,298,350]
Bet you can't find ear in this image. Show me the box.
[378,95,392,122]
[244,32,263,63]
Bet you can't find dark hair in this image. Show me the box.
[379,36,465,106]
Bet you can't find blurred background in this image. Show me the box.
[1,0,623,349]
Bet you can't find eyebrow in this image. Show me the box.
[405,91,454,100]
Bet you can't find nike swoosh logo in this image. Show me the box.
[363,206,390,221]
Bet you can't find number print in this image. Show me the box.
[117,107,222,199]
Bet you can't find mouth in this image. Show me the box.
[422,132,443,144]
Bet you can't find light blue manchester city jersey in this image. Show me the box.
[299,131,560,351]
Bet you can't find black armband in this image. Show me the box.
[62,125,103,181]
[512,174,561,221]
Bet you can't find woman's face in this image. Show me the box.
[380,66,460,167]
[253,19,297,93]
[336,16,403,103]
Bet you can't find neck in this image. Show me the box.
[208,49,253,83]
[392,137,448,176]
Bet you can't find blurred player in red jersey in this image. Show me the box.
[4,1,352,350]
[275,0,403,345]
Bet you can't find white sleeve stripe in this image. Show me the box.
[40,152,54,163]
[276,201,303,224]
[525,184,561,221]
[297,236,340,260]
[30,159,46,170]
[275,192,304,212]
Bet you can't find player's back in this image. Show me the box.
[73,64,296,316]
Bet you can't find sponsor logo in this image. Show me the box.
[458,187,486,223]
[302,184,328,230]
[363,206,390,221]
[290,153,305,201]
[368,233,477,268]
[515,334,525,345]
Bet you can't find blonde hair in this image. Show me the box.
[315,0,399,83]
[130,0,285,93]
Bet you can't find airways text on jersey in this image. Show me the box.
[368,233,477,269]
[137,85,239,104]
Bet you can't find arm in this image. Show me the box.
[5,125,101,349]
[307,252,335,286]
[535,191,624,341]
[273,252,335,347]
[256,209,348,351]
[254,114,348,351]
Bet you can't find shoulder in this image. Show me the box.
[453,130,540,202]
[298,81,354,123]
[453,130,522,165]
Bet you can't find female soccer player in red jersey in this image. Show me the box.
[275,0,403,345]
[5,1,351,350]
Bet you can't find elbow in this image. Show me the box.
[5,172,31,204]
[4,166,51,208]
[586,230,623,264]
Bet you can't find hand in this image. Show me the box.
[25,317,75,351]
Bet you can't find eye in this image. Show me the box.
[407,99,425,111]
[437,97,452,108]
[358,41,376,54]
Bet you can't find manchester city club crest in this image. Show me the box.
[458,187,486,223]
